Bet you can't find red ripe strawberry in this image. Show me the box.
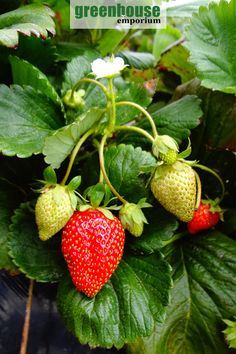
[187,201,221,234]
[62,209,125,297]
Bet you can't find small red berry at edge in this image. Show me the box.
[187,202,221,234]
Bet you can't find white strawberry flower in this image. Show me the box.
[91,56,127,79]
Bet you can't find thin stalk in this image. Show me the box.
[194,170,202,210]
[115,125,155,143]
[162,232,187,247]
[194,163,225,202]
[107,78,116,132]
[61,128,94,185]
[116,101,158,138]
[20,280,34,354]
[71,78,109,100]
[99,134,127,204]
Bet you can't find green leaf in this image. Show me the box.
[0,180,21,271]
[171,81,236,151]
[0,4,55,47]
[43,108,104,168]
[129,231,236,354]
[153,25,181,63]
[129,207,178,253]
[159,45,196,83]
[147,95,202,143]
[105,144,157,203]
[10,56,63,109]
[57,252,172,349]
[56,42,98,62]
[16,36,56,73]
[199,89,236,151]
[117,50,155,69]
[115,80,152,125]
[8,203,66,282]
[186,0,236,93]
[98,29,127,56]
[166,0,219,18]
[62,51,98,93]
[0,85,63,157]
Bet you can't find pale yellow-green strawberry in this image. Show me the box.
[35,184,77,241]
[151,161,198,222]
[119,199,151,237]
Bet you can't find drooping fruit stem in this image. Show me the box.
[99,134,127,205]
[194,170,202,210]
[114,125,155,143]
[193,163,225,202]
[116,101,158,139]
[61,128,94,185]
[71,78,109,100]
[20,279,34,354]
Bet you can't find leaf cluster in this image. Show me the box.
[0,1,235,353]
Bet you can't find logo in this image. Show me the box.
[70,0,166,29]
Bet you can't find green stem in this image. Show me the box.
[193,163,225,202]
[116,101,158,138]
[99,134,127,204]
[194,170,202,210]
[60,128,94,186]
[107,78,116,132]
[71,78,109,100]
[162,232,187,247]
[115,125,155,143]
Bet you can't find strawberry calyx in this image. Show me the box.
[119,198,152,237]
[79,204,115,220]
[187,199,223,235]
[201,198,224,221]
[222,317,236,349]
[152,135,179,163]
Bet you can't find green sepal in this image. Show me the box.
[67,176,82,191]
[68,190,78,211]
[223,317,236,349]
[103,184,114,206]
[201,198,224,221]
[152,135,179,159]
[78,204,115,220]
[178,138,192,159]
[137,198,152,209]
[43,166,57,184]
[85,183,105,208]
[97,207,114,220]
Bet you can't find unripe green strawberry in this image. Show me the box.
[119,199,151,237]
[151,161,197,222]
[159,149,178,165]
[35,184,76,241]
[63,89,85,109]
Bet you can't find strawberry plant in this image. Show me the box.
[0,0,236,353]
